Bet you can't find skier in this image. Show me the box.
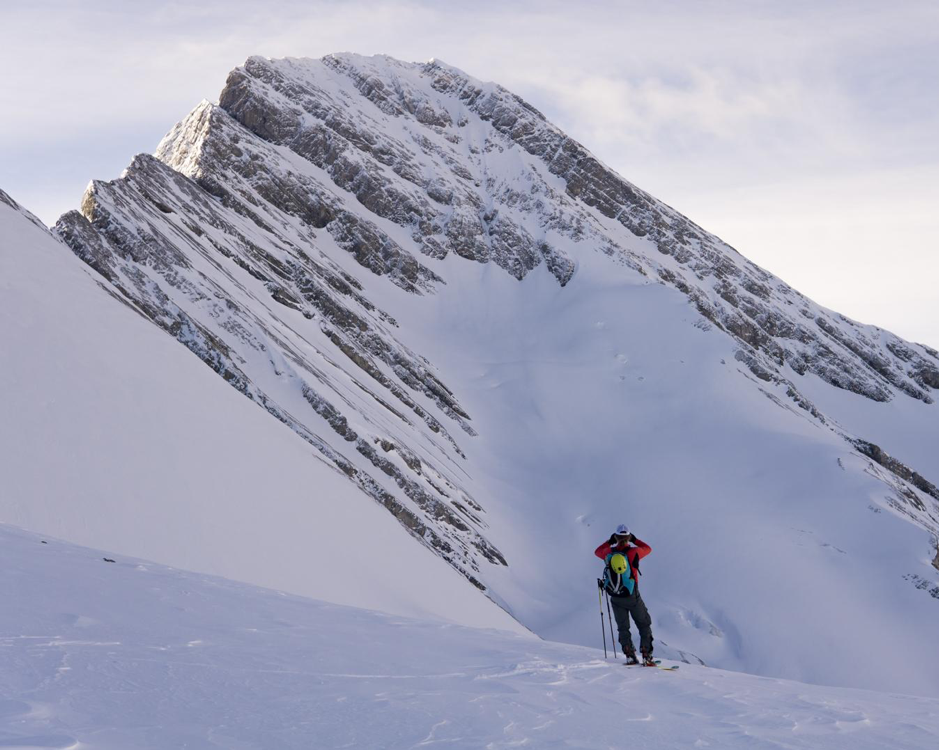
[595,524,655,666]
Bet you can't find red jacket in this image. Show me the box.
[595,538,652,586]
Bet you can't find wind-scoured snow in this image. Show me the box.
[3,525,939,750]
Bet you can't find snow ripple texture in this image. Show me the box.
[2,527,938,750]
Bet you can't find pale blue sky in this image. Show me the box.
[2,0,937,347]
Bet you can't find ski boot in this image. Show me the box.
[624,651,639,666]
[641,651,656,667]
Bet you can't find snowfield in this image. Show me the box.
[2,525,938,750]
[388,248,939,698]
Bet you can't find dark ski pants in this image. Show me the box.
[610,591,653,657]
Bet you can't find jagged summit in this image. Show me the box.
[34,52,939,694]
[205,54,938,400]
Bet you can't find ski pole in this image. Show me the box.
[597,579,608,659]
[605,590,618,658]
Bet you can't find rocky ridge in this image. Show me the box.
[220,55,939,405]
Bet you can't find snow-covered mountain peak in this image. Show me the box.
[13,51,937,696]
[202,54,939,400]
[154,98,218,175]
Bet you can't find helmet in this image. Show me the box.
[615,524,630,536]
[610,553,628,575]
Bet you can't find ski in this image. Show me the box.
[622,660,679,671]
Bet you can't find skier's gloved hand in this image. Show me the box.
[628,533,636,543]
[608,533,618,546]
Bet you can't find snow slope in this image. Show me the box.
[0,189,523,632]
[389,240,939,697]
[2,524,938,750]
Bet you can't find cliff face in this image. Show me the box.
[56,133,505,591]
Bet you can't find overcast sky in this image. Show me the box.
[2,0,937,347]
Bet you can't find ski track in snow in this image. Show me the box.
[2,526,938,750]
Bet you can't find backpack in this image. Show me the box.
[602,551,636,596]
